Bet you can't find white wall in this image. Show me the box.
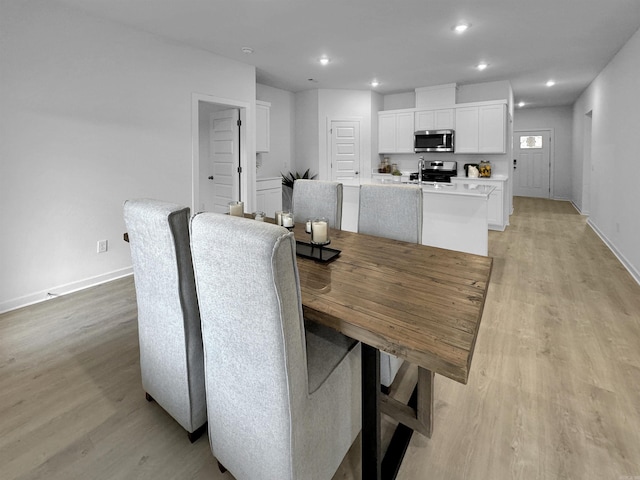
[514,106,573,200]
[293,90,319,178]
[0,1,256,312]
[572,26,640,283]
[256,83,295,179]
[318,89,375,182]
[383,92,414,110]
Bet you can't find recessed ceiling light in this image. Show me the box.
[453,22,471,34]
[370,80,380,87]
[518,101,526,108]
[546,80,556,87]
[241,46,254,54]
[319,56,331,66]
[476,62,488,71]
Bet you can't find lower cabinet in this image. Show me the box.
[451,177,508,231]
[256,177,282,215]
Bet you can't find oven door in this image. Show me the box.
[414,130,454,152]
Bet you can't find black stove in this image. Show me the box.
[410,160,458,183]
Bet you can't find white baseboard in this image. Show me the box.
[587,219,640,286]
[0,267,133,314]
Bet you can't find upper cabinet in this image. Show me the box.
[415,108,455,131]
[454,102,506,154]
[378,111,414,153]
[256,100,271,153]
[377,100,507,155]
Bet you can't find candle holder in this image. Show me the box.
[281,212,294,229]
[253,211,265,222]
[228,201,244,217]
[310,217,330,245]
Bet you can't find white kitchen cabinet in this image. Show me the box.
[479,104,506,153]
[378,111,414,153]
[414,108,454,131]
[453,106,479,153]
[454,102,506,154]
[256,177,281,214]
[451,176,508,230]
[256,100,270,153]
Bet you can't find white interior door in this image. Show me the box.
[330,120,360,182]
[513,130,551,198]
[210,109,240,213]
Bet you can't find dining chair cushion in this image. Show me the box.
[305,319,359,394]
[292,179,343,229]
[190,213,361,480]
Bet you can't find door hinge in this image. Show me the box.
[237,166,243,173]
[237,119,242,126]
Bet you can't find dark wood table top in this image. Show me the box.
[292,223,493,385]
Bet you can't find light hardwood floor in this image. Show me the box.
[2,197,640,480]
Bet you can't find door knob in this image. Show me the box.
[208,176,214,180]
[355,171,359,175]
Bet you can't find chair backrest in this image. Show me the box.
[358,184,423,243]
[123,198,206,433]
[292,179,343,229]
[190,213,307,479]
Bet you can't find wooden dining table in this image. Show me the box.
[291,222,493,480]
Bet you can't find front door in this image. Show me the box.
[513,130,551,198]
[330,120,360,182]
[209,108,240,213]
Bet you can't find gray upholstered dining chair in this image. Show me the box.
[292,179,343,229]
[190,213,361,480]
[123,198,207,442]
[357,184,423,390]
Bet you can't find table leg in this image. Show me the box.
[361,343,381,480]
[380,367,435,479]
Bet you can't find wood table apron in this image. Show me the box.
[292,223,493,480]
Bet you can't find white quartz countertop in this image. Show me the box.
[343,178,495,198]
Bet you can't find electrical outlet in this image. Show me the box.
[97,240,108,253]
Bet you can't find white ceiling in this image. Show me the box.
[55,0,640,108]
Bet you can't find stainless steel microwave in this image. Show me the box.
[414,129,454,152]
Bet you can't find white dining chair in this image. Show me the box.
[292,179,343,229]
[123,198,207,442]
[190,213,361,480]
[357,184,423,390]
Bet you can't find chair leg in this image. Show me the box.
[217,461,227,473]
[145,392,154,402]
[187,422,207,443]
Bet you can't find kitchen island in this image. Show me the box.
[342,180,494,256]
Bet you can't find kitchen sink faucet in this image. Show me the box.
[418,156,426,185]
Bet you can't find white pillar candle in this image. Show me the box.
[274,211,283,226]
[282,213,294,227]
[311,220,328,243]
[305,220,312,234]
[229,202,244,217]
